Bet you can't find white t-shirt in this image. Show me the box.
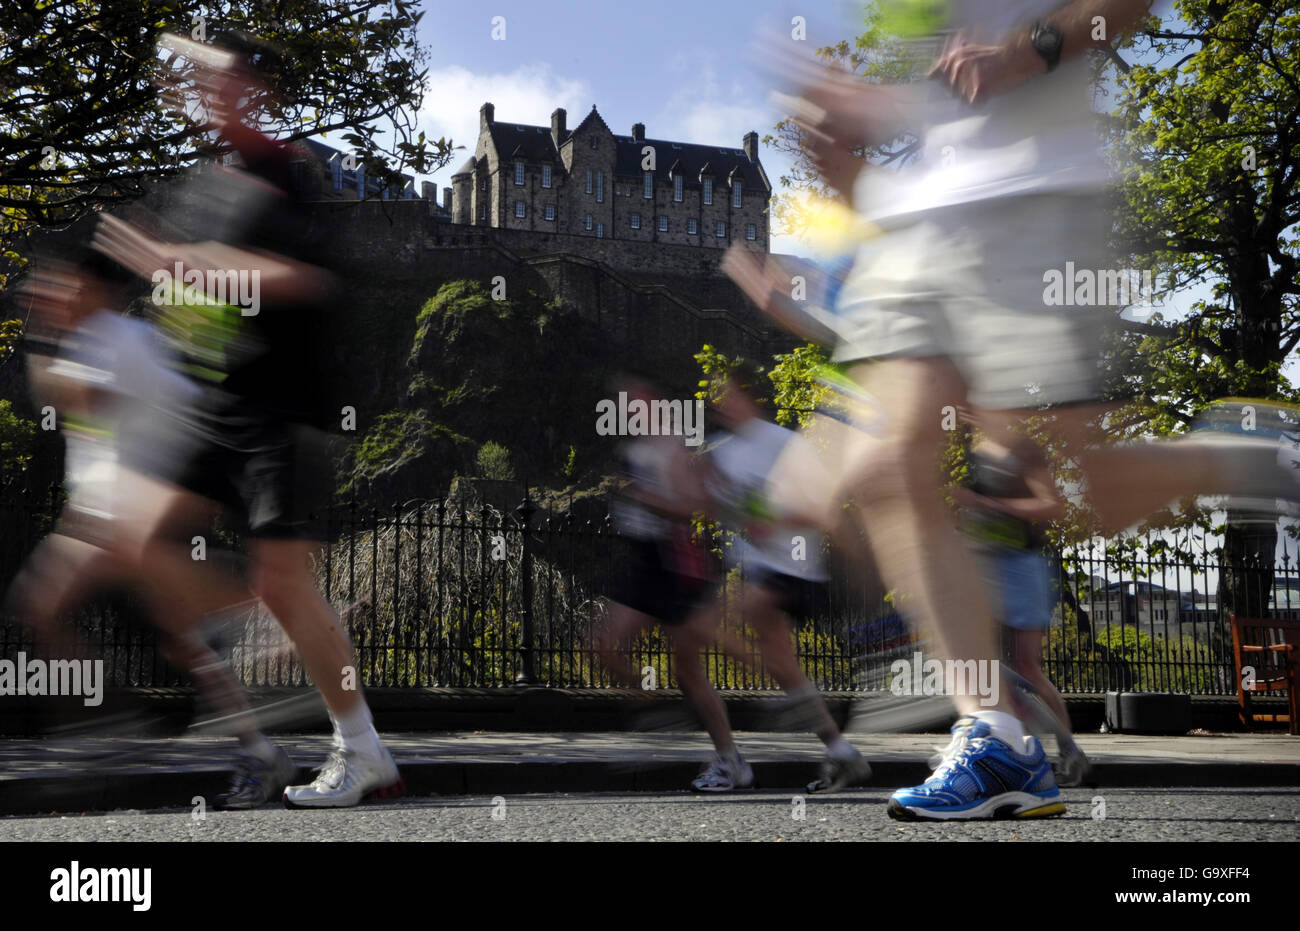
[611,435,677,541]
[52,310,198,516]
[708,418,828,581]
[855,0,1109,223]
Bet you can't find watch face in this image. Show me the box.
[1034,24,1063,61]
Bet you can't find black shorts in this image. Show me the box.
[611,536,709,626]
[752,568,828,619]
[165,397,332,541]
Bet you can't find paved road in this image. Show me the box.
[2,786,1296,842]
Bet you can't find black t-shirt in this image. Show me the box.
[216,142,338,427]
[965,447,1046,550]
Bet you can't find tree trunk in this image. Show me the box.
[1218,510,1275,620]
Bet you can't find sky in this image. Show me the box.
[374,0,870,255]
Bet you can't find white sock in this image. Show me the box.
[970,710,1026,750]
[825,736,858,761]
[330,703,384,758]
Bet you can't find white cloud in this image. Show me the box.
[645,55,804,255]
[415,63,592,188]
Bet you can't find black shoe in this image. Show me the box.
[214,747,296,810]
[806,753,873,793]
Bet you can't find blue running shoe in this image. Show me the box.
[887,717,1065,821]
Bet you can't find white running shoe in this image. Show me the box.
[282,747,404,808]
[691,752,755,792]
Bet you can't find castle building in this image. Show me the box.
[299,138,451,209]
[450,103,771,252]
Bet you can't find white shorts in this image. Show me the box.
[832,192,1114,410]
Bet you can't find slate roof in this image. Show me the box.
[613,136,769,191]
[299,138,417,192]
[481,106,770,193]
[487,123,562,162]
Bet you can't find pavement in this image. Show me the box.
[1,728,1297,819]
[4,787,1296,842]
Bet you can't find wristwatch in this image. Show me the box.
[1030,21,1064,73]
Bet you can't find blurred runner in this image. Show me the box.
[955,413,1092,786]
[684,365,872,793]
[594,374,736,767]
[730,0,1169,820]
[753,0,1300,820]
[5,248,285,795]
[89,31,399,808]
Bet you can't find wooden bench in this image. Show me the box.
[1230,615,1299,735]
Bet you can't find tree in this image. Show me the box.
[1102,0,1300,616]
[0,0,455,287]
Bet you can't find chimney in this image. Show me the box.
[743,131,759,162]
[551,107,567,147]
[421,181,437,202]
[443,187,453,212]
[632,122,645,142]
[480,102,495,131]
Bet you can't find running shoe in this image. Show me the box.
[888,717,1065,821]
[806,752,873,793]
[691,751,755,793]
[1055,743,1096,788]
[214,746,296,810]
[282,747,404,808]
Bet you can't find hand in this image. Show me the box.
[90,214,178,282]
[721,244,781,309]
[784,75,905,198]
[928,29,1045,105]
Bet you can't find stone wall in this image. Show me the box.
[312,198,793,389]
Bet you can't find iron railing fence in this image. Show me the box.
[1,490,1292,696]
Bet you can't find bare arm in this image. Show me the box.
[955,464,1067,524]
[721,246,840,347]
[92,213,333,305]
[930,0,1153,104]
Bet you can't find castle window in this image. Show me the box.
[703,178,713,205]
[733,180,743,207]
[332,158,343,193]
[585,169,593,195]
[544,204,556,221]
[596,222,604,239]
[631,213,641,230]
[688,218,698,235]
[542,165,552,189]
[643,171,653,199]
[514,162,524,186]
[657,216,668,232]
[480,175,487,192]
[514,200,525,218]
[596,171,604,203]
[673,175,682,202]
[585,214,593,231]
[479,202,487,221]
[716,220,726,238]
[746,223,757,241]
[589,136,598,150]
